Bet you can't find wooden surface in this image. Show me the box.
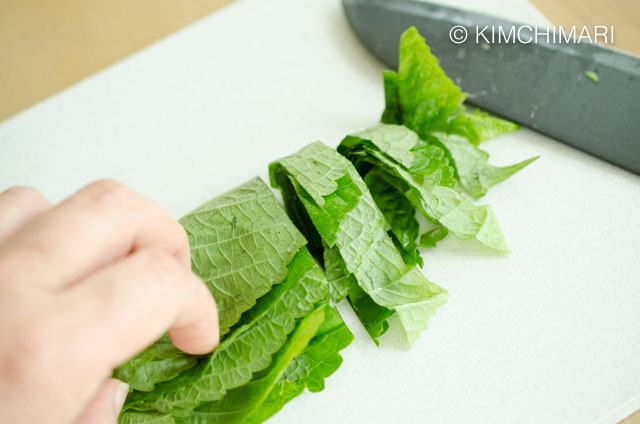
[624,411,640,424]
[0,0,638,422]
[0,0,234,122]
[532,0,640,55]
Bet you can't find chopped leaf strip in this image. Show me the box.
[180,177,307,336]
[346,125,418,169]
[270,145,352,208]
[435,133,538,199]
[177,304,329,424]
[339,124,509,252]
[391,27,463,132]
[114,335,198,392]
[271,142,448,344]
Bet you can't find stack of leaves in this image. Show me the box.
[339,27,537,256]
[115,178,353,423]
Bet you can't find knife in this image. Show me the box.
[342,0,640,175]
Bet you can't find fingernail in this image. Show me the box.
[114,381,129,416]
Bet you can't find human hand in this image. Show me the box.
[0,180,219,424]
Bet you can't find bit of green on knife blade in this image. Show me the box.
[585,71,599,83]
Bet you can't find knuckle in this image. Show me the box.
[2,185,37,198]
[82,179,134,210]
[1,186,48,208]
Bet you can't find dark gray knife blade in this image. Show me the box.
[342,0,640,175]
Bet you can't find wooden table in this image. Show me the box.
[0,0,638,421]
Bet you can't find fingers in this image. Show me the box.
[60,247,218,375]
[0,179,190,290]
[74,378,129,424]
[0,186,50,242]
[0,182,215,424]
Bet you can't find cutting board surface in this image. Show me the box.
[1,0,639,423]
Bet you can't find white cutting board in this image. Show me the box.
[1,0,639,423]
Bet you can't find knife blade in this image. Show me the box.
[342,0,640,175]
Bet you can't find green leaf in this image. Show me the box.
[179,177,307,336]
[419,227,449,248]
[176,304,329,424]
[348,285,394,345]
[447,108,519,145]
[323,242,357,303]
[295,174,362,247]
[271,142,448,345]
[585,71,599,83]
[339,124,510,252]
[380,70,402,124]
[379,28,532,200]
[119,412,175,424]
[436,133,538,199]
[409,136,457,186]
[364,169,422,267]
[279,306,353,392]
[270,143,362,252]
[339,124,455,189]
[113,335,198,392]
[245,381,304,424]
[391,27,463,132]
[269,144,353,208]
[270,165,325,263]
[124,248,328,415]
[245,307,352,423]
[392,163,510,252]
[345,124,418,169]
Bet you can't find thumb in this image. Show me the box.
[75,378,129,424]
